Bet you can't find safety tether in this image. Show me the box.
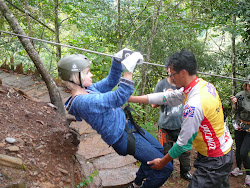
[0,30,247,82]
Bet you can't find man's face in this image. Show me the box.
[169,64,182,88]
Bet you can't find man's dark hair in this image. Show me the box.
[165,49,197,75]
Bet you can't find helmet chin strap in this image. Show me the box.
[78,72,84,88]
[68,72,85,88]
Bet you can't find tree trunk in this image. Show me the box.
[141,0,162,96]
[0,0,65,116]
[25,0,33,45]
[140,0,162,122]
[117,0,122,50]
[231,14,236,96]
[54,0,61,60]
[231,14,236,117]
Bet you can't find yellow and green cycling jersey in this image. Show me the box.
[168,77,232,158]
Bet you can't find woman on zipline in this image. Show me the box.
[57,49,173,188]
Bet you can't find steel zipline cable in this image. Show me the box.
[0,30,247,82]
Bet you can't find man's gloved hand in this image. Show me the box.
[121,52,143,73]
[113,48,133,63]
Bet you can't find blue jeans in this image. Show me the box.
[113,122,173,188]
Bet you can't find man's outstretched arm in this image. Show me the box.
[128,95,149,104]
[128,87,184,106]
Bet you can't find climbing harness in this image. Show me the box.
[0,30,247,82]
[124,124,136,156]
[123,104,146,156]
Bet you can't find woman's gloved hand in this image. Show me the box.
[121,52,143,73]
[113,48,133,63]
[113,48,144,73]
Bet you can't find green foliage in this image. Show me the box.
[22,163,27,171]
[76,170,98,188]
[129,102,159,138]
[0,0,248,133]
[141,119,158,139]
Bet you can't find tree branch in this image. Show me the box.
[5,0,55,33]
[155,0,184,34]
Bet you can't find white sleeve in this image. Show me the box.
[147,87,184,106]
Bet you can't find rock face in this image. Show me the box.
[73,120,138,187]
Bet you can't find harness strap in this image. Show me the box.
[125,124,136,155]
[123,104,151,156]
[123,105,145,135]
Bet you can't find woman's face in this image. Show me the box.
[82,67,93,87]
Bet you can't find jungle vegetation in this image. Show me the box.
[0,0,249,136]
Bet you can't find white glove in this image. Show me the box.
[121,52,143,73]
[113,48,133,63]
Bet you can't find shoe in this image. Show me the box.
[180,171,192,181]
[231,167,243,176]
[245,175,250,186]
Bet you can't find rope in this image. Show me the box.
[0,30,112,57]
[0,30,247,82]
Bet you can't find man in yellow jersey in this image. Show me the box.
[130,49,233,188]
